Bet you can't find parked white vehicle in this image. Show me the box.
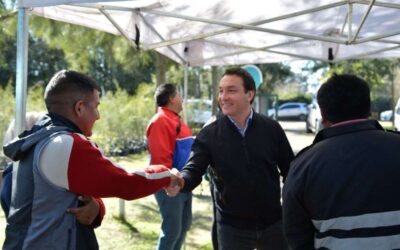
[186,99,212,125]
[395,98,400,131]
[268,102,309,121]
[380,110,393,121]
[306,100,323,134]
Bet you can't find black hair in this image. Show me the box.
[155,83,177,107]
[317,74,370,123]
[223,67,256,103]
[44,70,100,112]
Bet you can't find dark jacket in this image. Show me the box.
[181,112,294,229]
[283,120,400,250]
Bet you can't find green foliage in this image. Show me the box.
[26,84,46,112]
[257,63,293,93]
[30,16,156,94]
[0,83,157,158]
[279,94,312,105]
[0,84,15,146]
[371,96,391,113]
[0,11,69,88]
[0,83,46,160]
[92,84,156,155]
[28,38,69,85]
[327,59,395,89]
[0,7,16,86]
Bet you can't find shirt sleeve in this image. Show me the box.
[39,133,171,200]
[146,117,175,168]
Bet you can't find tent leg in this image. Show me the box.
[183,64,189,123]
[15,7,29,134]
[347,2,353,43]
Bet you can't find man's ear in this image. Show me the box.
[320,109,332,128]
[168,96,174,105]
[248,90,255,102]
[73,100,85,117]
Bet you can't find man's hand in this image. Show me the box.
[67,195,100,225]
[165,168,184,197]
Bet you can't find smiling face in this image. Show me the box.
[218,74,254,121]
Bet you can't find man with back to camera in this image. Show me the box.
[168,68,294,250]
[3,70,181,250]
[147,83,194,250]
[283,74,400,250]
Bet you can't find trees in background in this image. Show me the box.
[318,59,399,112]
[0,4,157,94]
[1,2,399,128]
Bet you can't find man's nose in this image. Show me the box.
[219,91,226,100]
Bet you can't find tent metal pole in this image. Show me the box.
[354,30,400,44]
[340,44,400,60]
[191,39,321,65]
[349,0,375,44]
[193,45,324,65]
[99,8,137,48]
[15,7,29,135]
[145,0,347,50]
[246,49,324,61]
[118,199,125,220]
[137,12,186,64]
[141,9,348,45]
[372,39,400,45]
[183,64,189,123]
[205,38,306,51]
[353,0,400,9]
[347,1,353,43]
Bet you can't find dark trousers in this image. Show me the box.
[217,220,288,250]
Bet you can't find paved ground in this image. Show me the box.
[279,121,316,155]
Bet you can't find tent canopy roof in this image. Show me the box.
[19,0,400,66]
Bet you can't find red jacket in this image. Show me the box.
[147,107,193,170]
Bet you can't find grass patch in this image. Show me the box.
[0,153,213,249]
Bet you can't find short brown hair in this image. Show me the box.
[44,70,100,112]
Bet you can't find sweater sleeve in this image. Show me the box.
[146,117,175,168]
[276,123,295,181]
[181,130,211,192]
[39,133,171,200]
[91,198,106,228]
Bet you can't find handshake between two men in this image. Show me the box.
[166,168,184,197]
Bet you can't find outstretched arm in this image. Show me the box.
[39,133,172,200]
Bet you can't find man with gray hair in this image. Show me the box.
[147,83,194,250]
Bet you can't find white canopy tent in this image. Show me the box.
[14,0,400,132]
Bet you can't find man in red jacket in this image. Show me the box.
[147,83,194,250]
[3,70,180,250]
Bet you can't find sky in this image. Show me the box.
[287,60,326,95]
